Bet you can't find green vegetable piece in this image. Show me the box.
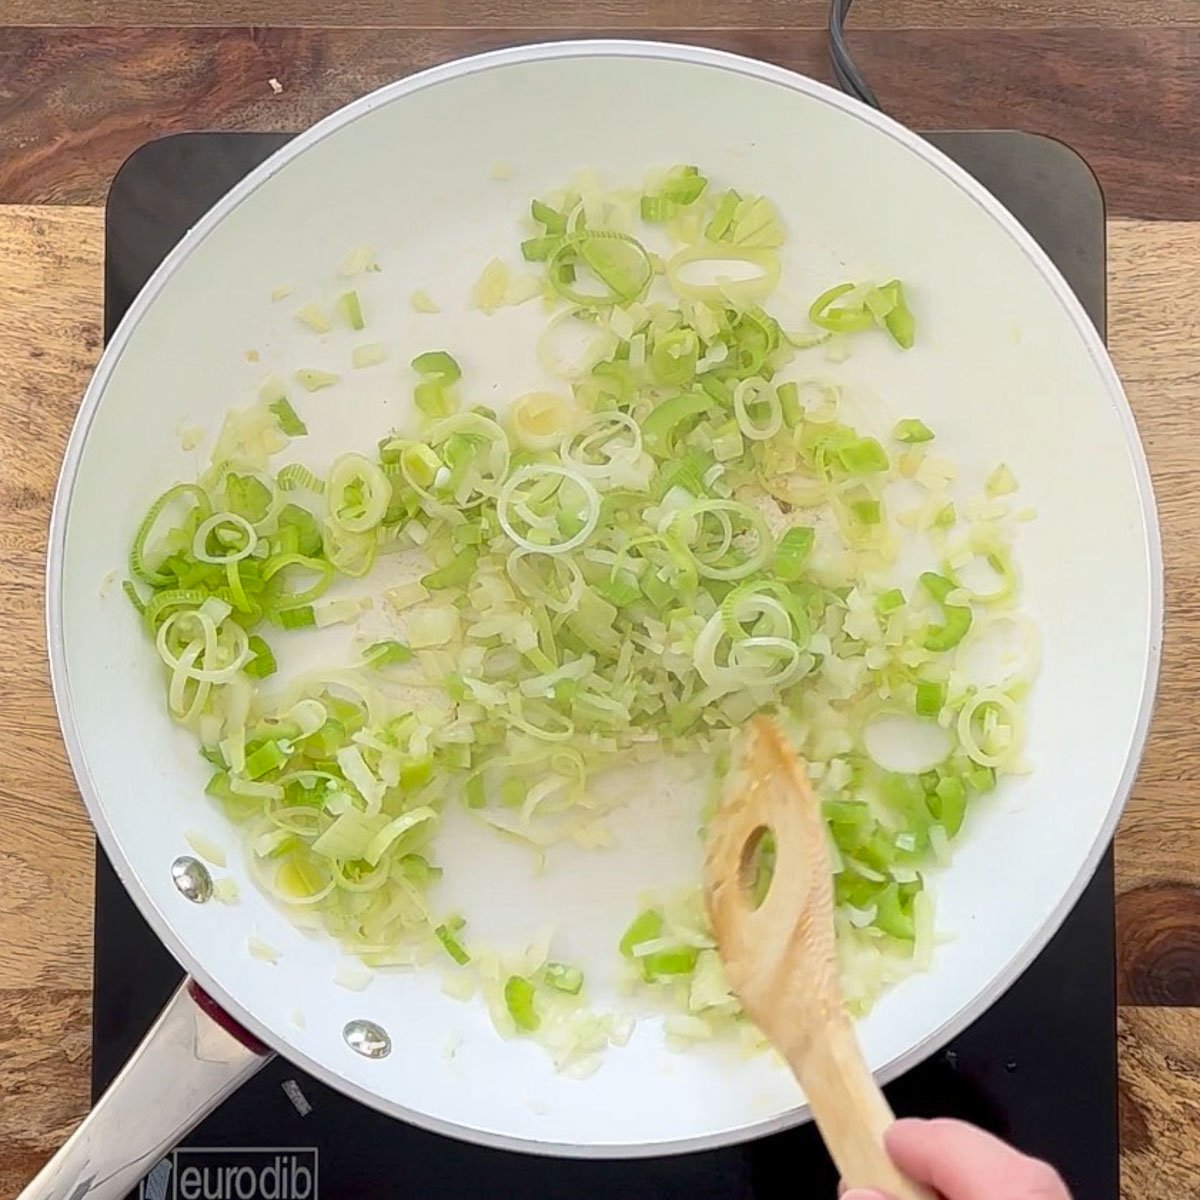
[893,418,935,444]
[773,526,815,582]
[549,233,653,309]
[204,770,235,801]
[653,449,713,500]
[337,290,366,331]
[642,947,700,978]
[619,908,663,958]
[837,437,890,476]
[594,571,642,608]
[521,235,559,262]
[500,777,526,808]
[915,680,947,717]
[531,199,567,235]
[649,329,699,388]
[639,569,676,611]
[881,280,916,349]
[776,381,803,427]
[245,738,290,780]
[435,922,471,966]
[363,639,414,667]
[400,443,442,488]
[277,465,325,496]
[224,474,272,524]
[415,379,454,418]
[543,962,584,995]
[273,604,316,630]
[277,504,323,556]
[400,757,433,791]
[659,165,707,205]
[705,189,741,242]
[874,881,916,941]
[850,497,882,526]
[879,772,929,819]
[640,195,677,223]
[504,975,540,1031]
[934,776,968,836]
[825,799,873,843]
[269,397,308,438]
[933,502,957,530]
[965,764,997,795]
[875,588,906,616]
[411,350,462,383]
[641,392,712,459]
[422,548,478,590]
[920,571,973,651]
[122,579,146,615]
[263,553,333,608]
[464,774,487,809]
[244,635,277,679]
[809,283,874,334]
[641,168,707,224]
[400,854,442,887]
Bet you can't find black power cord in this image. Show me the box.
[828,0,881,111]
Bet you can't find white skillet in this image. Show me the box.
[29,38,1160,1200]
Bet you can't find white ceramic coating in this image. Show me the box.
[47,42,1162,1155]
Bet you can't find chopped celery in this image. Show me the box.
[894,418,934,444]
[642,947,700,978]
[244,635,277,679]
[920,572,973,651]
[773,526,815,581]
[620,909,663,957]
[412,350,462,383]
[837,437,889,475]
[934,776,968,836]
[435,922,471,965]
[504,975,540,1031]
[915,680,946,717]
[363,639,413,667]
[269,397,307,437]
[337,290,365,331]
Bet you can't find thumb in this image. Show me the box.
[841,1192,895,1200]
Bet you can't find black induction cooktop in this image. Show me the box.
[95,130,1117,1200]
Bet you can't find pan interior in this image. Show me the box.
[51,44,1158,1154]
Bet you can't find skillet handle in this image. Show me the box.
[18,977,273,1200]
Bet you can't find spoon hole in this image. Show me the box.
[739,825,777,910]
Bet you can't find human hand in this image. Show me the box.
[841,1118,1072,1200]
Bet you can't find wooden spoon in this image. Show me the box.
[704,715,933,1200]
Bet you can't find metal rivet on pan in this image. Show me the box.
[343,1019,391,1059]
[171,855,213,904]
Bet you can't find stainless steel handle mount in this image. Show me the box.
[18,978,272,1200]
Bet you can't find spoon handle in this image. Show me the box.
[704,717,934,1200]
[785,1015,934,1200]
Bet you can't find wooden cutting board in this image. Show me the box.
[0,206,1197,1198]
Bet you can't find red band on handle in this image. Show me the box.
[186,979,273,1056]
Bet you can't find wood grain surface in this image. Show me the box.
[0,204,100,1200]
[1,4,1199,1191]
[0,204,1196,1194]
[7,1,1200,28]
[2,25,1200,218]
